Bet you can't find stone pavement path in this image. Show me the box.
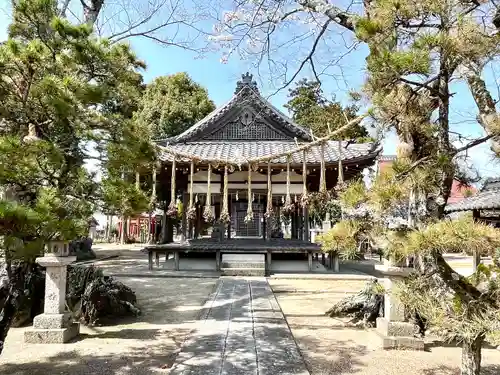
[169,277,310,375]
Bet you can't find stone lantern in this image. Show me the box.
[375,258,424,350]
[47,241,70,257]
[24,240,80,344]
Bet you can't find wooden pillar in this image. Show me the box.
[266,250,272,274]
[308,251,313,272]
[227,195,232,239]
[219,179,227,239]
[216,250,221,271]
[155,251,160,267]
[166,216,174,243]
[181,193,187,242]
[263,215,267,240]
[333,253,340,273]
[160,202,168,244]
[303,206,309,242]
[148,251,153,270]
[298,209,303,240]
[174,251,180,271]
[193,204,198,239]
[321,253,325,265]
[291,210,296,239]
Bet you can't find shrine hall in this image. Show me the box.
[143,73,381,272]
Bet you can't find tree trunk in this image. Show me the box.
[120,216,128,244]
[82,0,104,26]
[104,214,110,240]
[461,335,484,375]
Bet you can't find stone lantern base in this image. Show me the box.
[375,317,425,350]
[24,254,80,344]
[24,313,80,344]
[374,264,425,351]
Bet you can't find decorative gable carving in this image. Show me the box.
[201,107,288,140]
[202,119,288,140]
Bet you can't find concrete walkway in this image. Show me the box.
[169,277,310,375]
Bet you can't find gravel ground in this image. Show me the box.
[269,279,500,375]
[0,270,217,375]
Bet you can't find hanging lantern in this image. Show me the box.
[300,149,309,208]
[219,165,231,224]
[244,164,254,223]
[282,155,294,216]
[166,156,178,218]
[186,160,197,221]
[265,161,273,218]
[203,164,215,223]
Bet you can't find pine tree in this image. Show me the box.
[0,0,155,353]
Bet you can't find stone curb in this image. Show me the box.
[269,274,375,280]
[108,273,220,279]
[74,255,119,265]
[266,278,312,375]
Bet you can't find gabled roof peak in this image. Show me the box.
[235,72,259,94]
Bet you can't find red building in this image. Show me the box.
[377,155,476,203]
[118,213,161,243]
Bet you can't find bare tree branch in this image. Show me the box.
[298,0,355,31]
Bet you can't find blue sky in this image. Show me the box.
[1,1,499,180]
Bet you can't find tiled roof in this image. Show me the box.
[481,177,500,192]
[158,140,381,165]
[445,190,500,212]
[445,178,500,213]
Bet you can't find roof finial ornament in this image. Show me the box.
[235,72,259,94]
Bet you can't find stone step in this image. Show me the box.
[221,268,266,276]
[221,261,265,269]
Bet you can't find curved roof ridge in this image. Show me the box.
[165,94,239,144]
